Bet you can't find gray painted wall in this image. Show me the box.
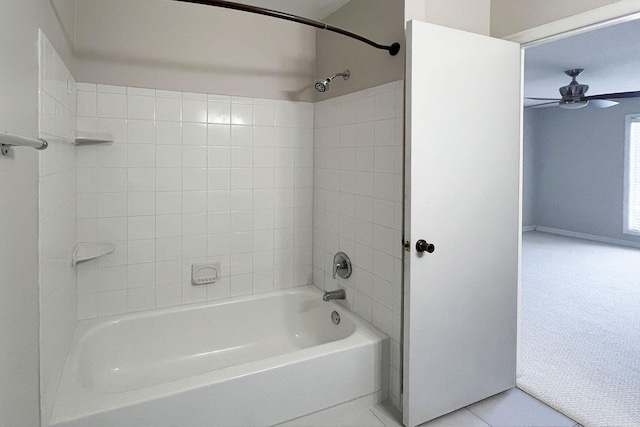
[74,0,316,101]
[523,110,536,227]
[526,97,640,244]
[315,0,405,100]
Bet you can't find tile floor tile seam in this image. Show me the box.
[465,388,577,427]
[462,408,492,427]
[368,408,388,427]
[369,408,393,427]
[369,404,402,427]
[469,410,580,427]
[323,388,582,427]
[421,408,490,427]
[466,406,574,427]
[368,408,383,424]
[465,407,492,427]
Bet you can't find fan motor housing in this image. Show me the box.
[560,82,589,98]
[559,68,589,100]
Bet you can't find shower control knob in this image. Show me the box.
[416,239,435,253]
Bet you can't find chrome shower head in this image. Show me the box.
[315,80,330,93]
[314,70,350,93]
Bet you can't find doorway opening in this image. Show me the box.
[519,14,640,427]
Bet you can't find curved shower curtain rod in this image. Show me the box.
[173,0,401,56]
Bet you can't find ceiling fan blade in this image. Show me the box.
[589,99,619,109]
[525,97,561,101]
[586,91,640,100]
[526,101,559,109]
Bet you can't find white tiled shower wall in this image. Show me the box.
[38,30,77,423]
[312,81,404,409]
[75,84,314,319]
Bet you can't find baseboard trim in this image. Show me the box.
[535,226,640,250]
[522,225,537,232]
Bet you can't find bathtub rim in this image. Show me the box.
[73,285,365,342]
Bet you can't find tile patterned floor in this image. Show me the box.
[324,388,579,427]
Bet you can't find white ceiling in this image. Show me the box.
[524,18,640,106]
[230,0,351,20]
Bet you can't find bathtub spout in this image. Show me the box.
[323,289,346,302]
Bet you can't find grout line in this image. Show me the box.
[464,407,493,427]
[369,403,403,427]
[364,408,387,427]
[467,409,493,427]
[368,408,389,427]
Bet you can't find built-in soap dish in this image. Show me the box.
[73,130,114,146]
[72,242,116,266]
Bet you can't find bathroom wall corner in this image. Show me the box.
[38,30,78,425]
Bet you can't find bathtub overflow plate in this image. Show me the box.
[331,311,341,325]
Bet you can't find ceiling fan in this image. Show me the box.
[526,69,640,109]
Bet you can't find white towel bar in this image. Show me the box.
[0,131,48,155]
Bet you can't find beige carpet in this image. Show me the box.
[518,231,640,427]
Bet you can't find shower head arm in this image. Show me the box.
[315,70,350,92]
[174,0,401,56]
[328,70,350,82]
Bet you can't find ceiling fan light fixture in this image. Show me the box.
[559,100,589,109]
[526,68,639,111]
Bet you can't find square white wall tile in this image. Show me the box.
[97,92,127,118]
[156,168,182,191]
[77,91,97,117]
[128,168,156,192]
[128,286,156,312]
[97,145,127,168]
[77,294,98,320]
[98,290,128,316]
[156,122,182,145]
[183,123,207,146]
[156,98,182,122]
[128,263,155,288]
[183,99,207,123]
[123,120,155,144]
[156,283,182,308]
[208,101,230,124]
[128,94,155,120]
[128,216,156,240]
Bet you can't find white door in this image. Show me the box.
[403,21,522,427]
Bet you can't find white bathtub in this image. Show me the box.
[49,286,388,427]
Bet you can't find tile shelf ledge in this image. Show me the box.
[74,130,114,146]
[72,242,116,266]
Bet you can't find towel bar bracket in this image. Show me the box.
[36,139,49,150]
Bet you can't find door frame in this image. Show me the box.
[510,0,640,387]
[504,0,640,48]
